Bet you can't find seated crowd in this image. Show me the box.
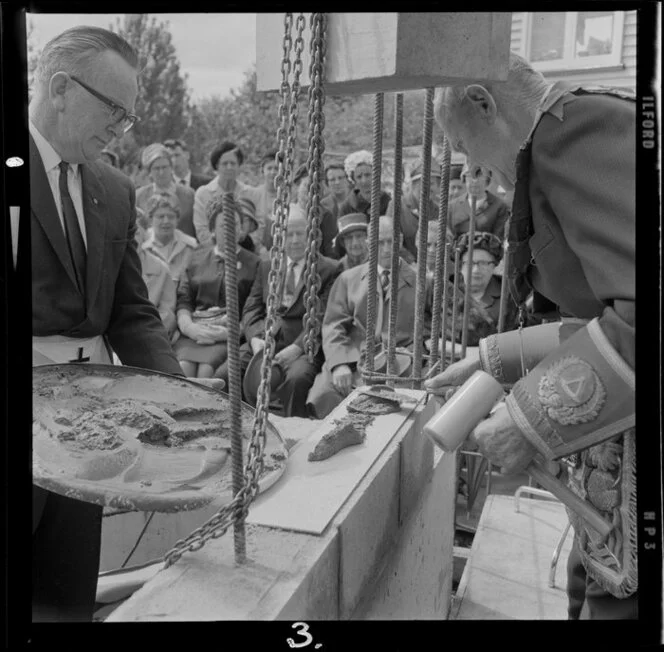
[123,136,533,419]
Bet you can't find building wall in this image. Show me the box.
[511,11,637,90]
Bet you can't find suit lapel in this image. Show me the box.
[80,163,107,308]
[29,135,80,292]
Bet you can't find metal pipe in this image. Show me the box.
[363,92,384,381]
[497,218,511,333]
[428,136,452,371]
[450,248,461,364]
[460,196,477,358]
[411,87,435,388]
[387,93,404,383]
[222,193,246,564]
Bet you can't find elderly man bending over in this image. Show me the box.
[308,215,431,418]
[426,52,635,620]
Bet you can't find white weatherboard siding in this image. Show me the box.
[511,11,636,90]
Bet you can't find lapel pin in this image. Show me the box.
[92,197,99,205]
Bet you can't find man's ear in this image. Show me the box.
[464,84,497,124]
[49,72,71,112]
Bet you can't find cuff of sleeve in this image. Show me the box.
[480,322,564,384]
[326,349,360,372]
[479,335,505,382]
[505,317,635,459]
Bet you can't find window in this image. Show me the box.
[526,11,625,71]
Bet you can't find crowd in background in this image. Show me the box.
[109,135,542,419]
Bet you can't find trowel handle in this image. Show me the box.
[526,458,612,539]
[424,371,613,539]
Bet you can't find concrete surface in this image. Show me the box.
[452,494,573,620]
[106,390,456,621]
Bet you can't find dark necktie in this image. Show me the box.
[58,161,86,294]
[380,269,390,298]
[179,178,187,186]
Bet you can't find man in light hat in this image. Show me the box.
[136,143,196,239]
[334,212,369,271]
[308,215,431,419]
[240,206,342,417]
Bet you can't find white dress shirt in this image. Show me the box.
[29,120,87,248]
[173,171,191,187]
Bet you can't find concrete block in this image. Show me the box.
[397,396,435,525]
[257,12,511,95]
[336,443,402,619]
[107,524,337,621]
[352,449,456,619]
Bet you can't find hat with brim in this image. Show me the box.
[337,212,369,237]
[236,197,259,233]
[243,350,286,407]
[142,143,170,171]
[410,158,443,183]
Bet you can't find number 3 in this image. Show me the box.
[287,622,313,648]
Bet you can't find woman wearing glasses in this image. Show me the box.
[454,231,519,346]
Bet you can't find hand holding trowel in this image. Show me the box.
[423,370,613,539]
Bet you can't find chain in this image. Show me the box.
[363,92,385,381]
[428,136,452,370]
[162,14,306,569]
[302,13,327,362]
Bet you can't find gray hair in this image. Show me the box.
[34,25,138,85]
[435,52,548,130]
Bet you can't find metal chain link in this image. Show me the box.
[301,13,327,361]
[363,92,385,381]
[163,14,306,569]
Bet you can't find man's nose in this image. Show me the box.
[108,121,124,139]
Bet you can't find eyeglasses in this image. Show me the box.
[69,75,139,133]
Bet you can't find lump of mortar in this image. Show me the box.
[347,394,401,415]
[308,420,366,462]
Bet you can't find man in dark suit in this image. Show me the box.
[29,26,185,622]
[241,207,342,417]
[163,138,213,191]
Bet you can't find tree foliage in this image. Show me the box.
[109,14,192,168]
[27,18,41,100]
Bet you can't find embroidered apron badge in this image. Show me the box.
[538,356,605,425]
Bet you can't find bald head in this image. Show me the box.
[434,53,549,191]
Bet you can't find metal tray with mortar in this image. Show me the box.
[33,364,288,513]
